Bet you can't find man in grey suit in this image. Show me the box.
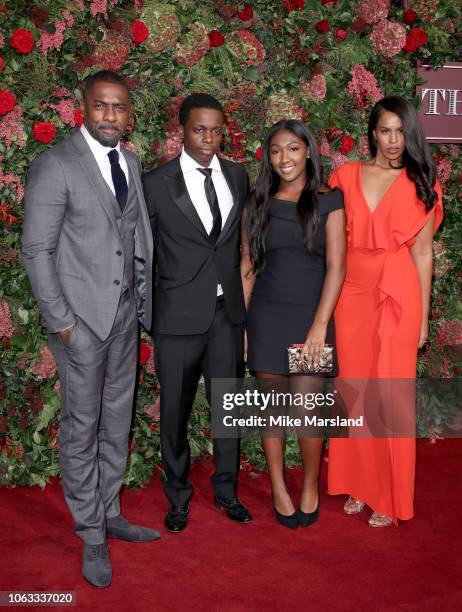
[22,70,160,588]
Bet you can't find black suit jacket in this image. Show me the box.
[143,155,249,335]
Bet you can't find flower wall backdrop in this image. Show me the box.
[1,0,461,487]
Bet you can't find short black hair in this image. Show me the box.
[179,93,224,126]
[82,70,130,101]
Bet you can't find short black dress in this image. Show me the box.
[247,189,344,375]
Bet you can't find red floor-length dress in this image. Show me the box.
[327,161,443,523]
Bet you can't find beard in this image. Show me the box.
[88,122,123,147]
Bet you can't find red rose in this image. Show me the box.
[336,29,347,41]
[10,28,34,54]
[339,134,354,155]
[403,9,417,25]
[131,20,149,45]
[0,89,16,115]
[238,6,253,21]
[351,18,366,33]
[403,27,427,52]
[32,121,57,144]
[321,0,337,4]
[283,0,304,12]
[74,108,84,127]
[139,341,152,365]
[403,36,417,52]
[209,30,225,47]
[255,146,262,161]
[0,58,4,72]
[412,27,427,46]
[315,19,330,34]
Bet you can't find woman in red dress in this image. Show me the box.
[327,96,443,526]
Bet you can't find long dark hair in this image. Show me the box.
[368,96,437,212]
[247,120,321,274]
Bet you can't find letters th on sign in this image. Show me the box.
[417,62,462,143]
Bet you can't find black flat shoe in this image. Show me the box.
[272,499,299,530]
[214,496,252,523]
[298,497,319,527]
[165,503,190,533]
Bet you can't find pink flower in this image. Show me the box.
[319,136,331,157]
[356,0,390,25]
[356,135,370,157]
[0,105,26,150]
[347,64,383,107]
[0,300,14,338]
[0,168,25,203]
[37,21,66,56]
[330,152,348,172]
[52,86,72,98]
[404,0,438,23]
[370,20,406,58]
[121,140,140,156]
[436,156,452,187]
[175,23,210,67]
[433,239,452,279]
[51,99,77,126]
[226,29,265,67]
[146,351,156,376]
[29,345,57,379]
[436,320,462,346]
[75,31,129,72]
[144,396,161,421]
[62,10,75,27]
[90,0,108,16]
[300,74,327,102]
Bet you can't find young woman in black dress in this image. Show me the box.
[241,120,346,528]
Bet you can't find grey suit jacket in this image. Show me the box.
[21,130,153,341]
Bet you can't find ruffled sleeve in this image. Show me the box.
[432,180,444,235]
[328,166,343,191]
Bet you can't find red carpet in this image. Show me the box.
[1,440,461,611]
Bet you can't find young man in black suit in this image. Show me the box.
[143,93,251,532]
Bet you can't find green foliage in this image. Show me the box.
[1,0,461,487]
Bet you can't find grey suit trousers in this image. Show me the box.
[48,290,137,544]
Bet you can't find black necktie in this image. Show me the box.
[108,149,128,212]
[198,168,222,243]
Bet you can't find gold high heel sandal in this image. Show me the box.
[343,496,365,515]
[368,512,392,527]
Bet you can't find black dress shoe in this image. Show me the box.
[165,503,190,533]
[272,499,299,530]
[214,496,252,523]
[298,496,320,528]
